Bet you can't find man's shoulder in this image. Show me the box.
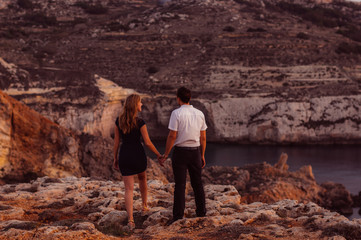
[190,106,205,116]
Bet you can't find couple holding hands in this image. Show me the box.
[113,87,207,229]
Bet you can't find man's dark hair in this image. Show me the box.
[177,87,191,103]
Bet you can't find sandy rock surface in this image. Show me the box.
[0,176,360,240]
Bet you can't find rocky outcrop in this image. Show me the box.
[0,176,360,240]
[0,90,85,183]
[201,153,353,216]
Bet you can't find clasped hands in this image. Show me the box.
[157,154,167,167]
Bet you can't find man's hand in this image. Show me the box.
[158,154,166,167]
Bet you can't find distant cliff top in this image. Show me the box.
[0,0,360,96]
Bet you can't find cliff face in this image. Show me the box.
[1,0,361,143]
[0,90,84,183]
[0,176,360,240]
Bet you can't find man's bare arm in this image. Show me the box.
[200,130,206,168]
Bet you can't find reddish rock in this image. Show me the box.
[320,182,353,216]
[0,90,85,183]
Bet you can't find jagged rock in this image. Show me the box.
[320,182,354,216]
[0,90,85,183]
[1,176,359,239]
[352,191,361,208]
[97,210,128,230]
[202,166,250,191]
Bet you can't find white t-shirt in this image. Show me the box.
[168,105,207,147]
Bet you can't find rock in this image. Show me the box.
[273,153,289,171]
[0,176,360,239]
[0,90,85,183]
[320,182,353,216]
[202,166,250,191]
[70,222,97,232]
[97,210,128,228]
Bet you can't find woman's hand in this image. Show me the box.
[113,159,119,170]
[157,154,165,167]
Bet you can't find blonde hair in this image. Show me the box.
[118,94,140,134]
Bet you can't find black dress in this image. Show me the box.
[115,117,147,176]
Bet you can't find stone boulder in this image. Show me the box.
[241,153,323,205]
[202,166,250,191]
[320,182,354,216]
[0,90,85,183]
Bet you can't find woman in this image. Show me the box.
[113,94,161,230]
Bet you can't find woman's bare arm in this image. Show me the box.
[113,125,120,170]
[140,125,161,158]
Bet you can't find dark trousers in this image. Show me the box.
[171,147,206,220]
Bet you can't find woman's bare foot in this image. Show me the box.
[127,220,135,230]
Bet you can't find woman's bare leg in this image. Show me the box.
[137,171,148,209]
[123,175,135,222]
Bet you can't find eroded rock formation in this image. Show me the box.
[0,90,85,184]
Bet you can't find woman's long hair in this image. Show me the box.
[118,94,140,134]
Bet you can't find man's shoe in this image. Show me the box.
[166,218,181,226]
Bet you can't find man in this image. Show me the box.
[160,86,207,223]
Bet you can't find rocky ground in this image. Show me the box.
[1,175,361,240]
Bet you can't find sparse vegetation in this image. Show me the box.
[276,2,345,28]
[75,1,108,15]
[147,66,159,74]
[107,22,130,32]
[265,1,361,42]
[334,1,361,11]
[247,27,266,32]
[23,12,57,27]
[0,27,27,39]
[336,26,361,42]
[17,0,33,9]
[296,32,310,40]
[335,42,361,55]
[223,26,235,32]
[267,2,348,28]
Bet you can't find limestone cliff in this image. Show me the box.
[1,0,361,143]
[0,90,85,183]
